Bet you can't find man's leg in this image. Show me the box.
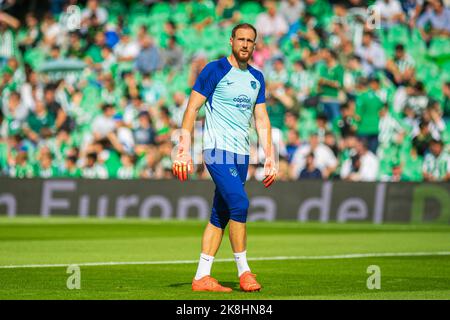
[194,189,229,281]
[192,162,232,292]
[229,220,251,278]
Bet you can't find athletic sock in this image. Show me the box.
[194,253,215,280]
[234,250,251,277]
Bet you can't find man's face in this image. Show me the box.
[230,28,256,64]
[362,34,371,46]
[395,48,404,59]
[432,1,443,12]
[430,142,442,156]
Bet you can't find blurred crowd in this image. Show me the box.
[0,0,449,182]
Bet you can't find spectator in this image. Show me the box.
[23,100,55,143]
[136,35,161,75]
[289,60,316,102]
[18,13,41,56]
[163,36,184,77]
[318,49,344,121]
[412,120,433,156]
[417,0,450,48]
[169,91,188,128]
[81,0,108,26]
[43,84,68,132]
[340,139,379,181]
[333,102,358,139]
[35,151,59,178]
[62,155,81,178]
[85,31,106,65]
[0,11,20,68]
[286,129,301,163]
[9,149,34,178]
[188,0,215,31]
[117,153,137,179]
[356,77,386,154]
[401,146,423,181]
[255,0,289,41]
[291,134,338,179]
[92,104,124,153]
[81,152,108,179]
[355,31,386,75]
[216,0,241,27]
[114,28,140,63]
[2,91,28,137]
[373,0,405,29]
[443,81,450,120]
[378,105,405,150]
[280,0,305,27]
[133,111,156,154]
[423,139,450,181]
[299,153,323,179]
[385,44,416,87]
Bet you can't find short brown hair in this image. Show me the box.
[231,23,257,40]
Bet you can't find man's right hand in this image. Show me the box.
[172,147,193,182]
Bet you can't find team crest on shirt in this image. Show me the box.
[229,168,238,177]
[250,81,257,89]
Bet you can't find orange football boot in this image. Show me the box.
[192,276,233,292]
[239,271,261,292]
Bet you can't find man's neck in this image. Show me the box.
[228,55,247,70]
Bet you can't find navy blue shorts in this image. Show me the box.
[204,149,250,229]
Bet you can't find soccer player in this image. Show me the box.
[172,23,277,292]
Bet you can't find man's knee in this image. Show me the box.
[210,209,230,229]
[228,193,249,223]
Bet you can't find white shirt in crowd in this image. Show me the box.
[92,114,116,138]
[255,12,288,39]
[113,40,140,60]
[340,151,380,181]
[355,41,386,75]
[81,6,108,25]
[291,143,338,178]
[279,0,304,26]
[374,0,403,22]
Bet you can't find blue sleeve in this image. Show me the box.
[249,67,266,104]
[416,11,430,29]
[192,61,221,98]
[256,73,266,104]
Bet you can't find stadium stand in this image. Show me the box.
[0,0,449,182]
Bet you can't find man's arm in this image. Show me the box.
[0,11,20,29]
[172,90,206,181]
[254,102,277,187]
[179,90,206,150]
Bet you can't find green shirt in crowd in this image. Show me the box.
[423,151,450,181]
[318,62,344,99]
[27,111,55,134]
[356,90,384,136]
[62,167,82,178]
[34,164,60,178]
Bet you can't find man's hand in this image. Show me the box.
[172,147,193,182]
[263,157,277,188]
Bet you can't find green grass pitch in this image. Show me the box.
[0,218,449,300]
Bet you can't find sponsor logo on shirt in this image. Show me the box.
[233,95,252,111]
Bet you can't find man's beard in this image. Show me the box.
[232,47,251,64]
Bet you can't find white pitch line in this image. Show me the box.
[1,252,449,269]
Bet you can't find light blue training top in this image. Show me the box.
[193,57,266,155]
